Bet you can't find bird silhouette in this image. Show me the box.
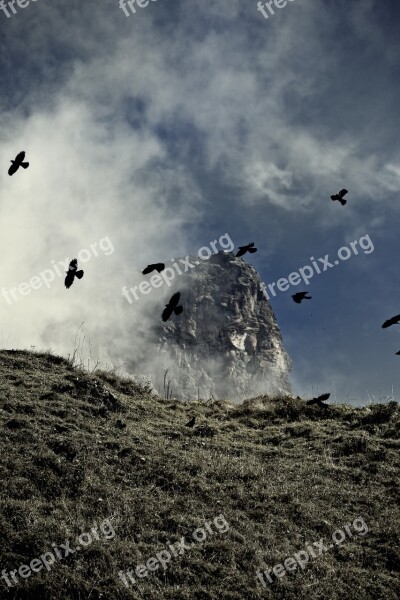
[382,315,400,329]
[162,292,183,322]
[8,151,29,176]
[396,351,400,356]
[330,188,348,205]
[307,393,330,407]
[292,292,312,304]
[142,263,165,275]
[236,242,257,257]
[185,416,196,428]
[65,259,84,289]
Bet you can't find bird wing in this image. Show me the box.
[236,247,245,257]
[306,398,317,405]
[339,189,348,198]
[169,292,181,308]
[142,265,153,275]
[156,263,165,272]
[8,163,18,176]
[162,305,173,322]
[318,393,330,401]
[382,314,400,328]
[330,194,339,201]
[15,151,25,163]
[75,270,84,279]
[64,272,74,289]
[248,247,257,253]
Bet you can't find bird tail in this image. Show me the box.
[339,199,347,206]
[75,270,84,279]
[21,162,29,169]
[174,306,183,316]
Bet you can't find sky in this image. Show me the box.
[0,0,399,405]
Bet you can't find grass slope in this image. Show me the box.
[0,349,399,600]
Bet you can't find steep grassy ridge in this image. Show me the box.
[0,350,399,599]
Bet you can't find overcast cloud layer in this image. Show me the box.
[0,0,399,404]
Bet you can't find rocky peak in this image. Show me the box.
[151,251,291,401]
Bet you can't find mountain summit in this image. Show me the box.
[149,251,291,400]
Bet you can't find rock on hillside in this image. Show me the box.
[151,251,291,401]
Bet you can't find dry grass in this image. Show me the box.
[0,349,399,599]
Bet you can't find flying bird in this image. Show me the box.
[64,259,84,289]
[382,315,400,329]
[236,242,257,258]
[185,416,196,428]
[330,188,348,205]
[162,292,183,322]
[142,263,165,275]
[292,292,312,304]
[8,151,29,176]
[307,393,330,407]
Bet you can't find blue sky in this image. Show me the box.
[0,0,399,404]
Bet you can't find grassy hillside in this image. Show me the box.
[0,349,399,600]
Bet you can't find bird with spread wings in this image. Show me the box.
[330,188,348,206]
[65,259,84,289]
[236,242,257,258]
[162,292,183,322]
[8,151,29,176]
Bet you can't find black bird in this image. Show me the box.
[236,242,257,258]
[382,315,400,329]
[330,188,348,205]
[8,151,29,176]
[142,263,165,275]
[64,259,84,289]
[292,292,312,304]
[185,416,196,428]
[307,393,330,407]
[162,292,183,322]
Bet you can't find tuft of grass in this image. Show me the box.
[0,350,399,599]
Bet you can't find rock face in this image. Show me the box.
[151,252,291,401]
